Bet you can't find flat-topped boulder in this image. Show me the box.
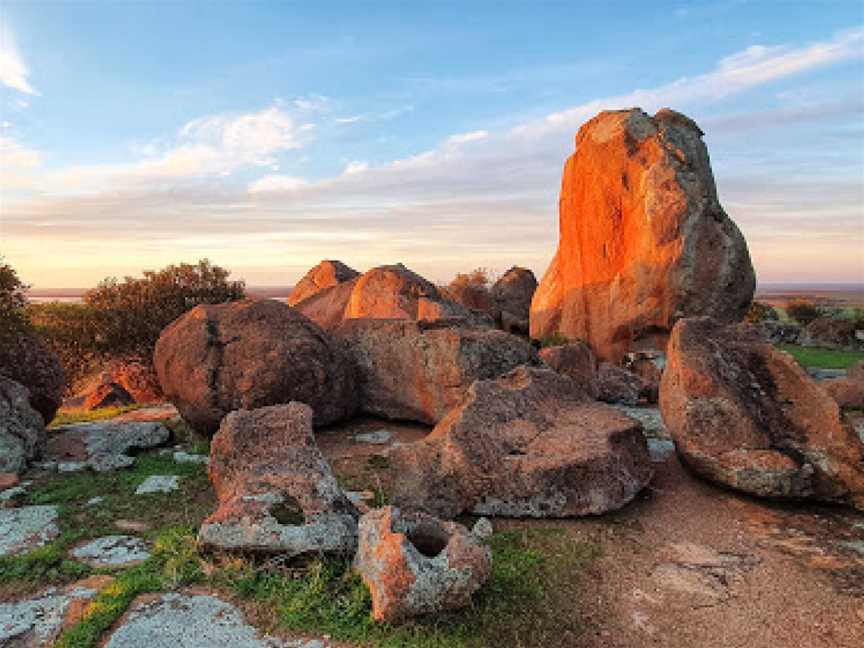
[199,403,359,556]
[389,366,652,518]
[46,420,170,472]
[335,318,540,424]
[154,299,357,433]
[0,377,46,475]
[660,317,864,510]
[530,108,755,361]
[288,259,360,306]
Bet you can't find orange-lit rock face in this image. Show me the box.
[287,259,359,307]
[530,108,755,361]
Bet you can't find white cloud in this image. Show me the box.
[0,20,37,95]
[248,174,310,194]
[343,160,369,175]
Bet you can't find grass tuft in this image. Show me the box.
[49,405,149,428]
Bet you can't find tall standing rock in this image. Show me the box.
[154,299,357,434]
[490,266,537,335]
[660,317,864,510]
[530,108,755,361]
[287,259,360,307]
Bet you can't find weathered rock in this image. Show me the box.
[0,330,66,424]
[103,593,319,648]
[0,506,59,557]
[154,299,357,434]
[610,405,669,439]
[70,536,151,568]
[802,317,858,349]
[82,380,134,410]
[335,319,540,424]
[623,351,665,403]
[0,473,19,490]
[173,451,209,465]
[0,377,46,474]
[288,259,360,306]
[354,506,491,623]
[756,320,802,345]
[539,342,599,399]
[110,358,163,403]
[849,361,864,383]
[490,266,537,335]
[660,317,864,510]
[345,263,470,322]
[46,421,170,472]
[389,366,652,518]
[293,279,357,331]
[530,108,755,361]
[199,403,358,556]
[597,362,647,406]
[822,377,864,409]
[135,475,180,495]
[0,577,116,647]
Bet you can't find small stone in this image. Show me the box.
[86,496,104,507]
[354,430,392,445]
[0,506,59,557]
[0,485,27,501]
[58,461,88,473]
[70,536,151,568]
[173,451,209,465]
[647,438,676,463]
[115,519,151,533]
[471,517,494,540]
[135,475,179,495]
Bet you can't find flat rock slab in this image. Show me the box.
[174,451,209,465]
[104,593,326,648]
[611,405,669,439]
[46,421,170,472]
[0,506,59,557]
[135,475,179,495]
[70,535,151,568]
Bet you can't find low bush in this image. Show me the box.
[745,301,779,324]
[786,299,822,326]
[443,268,493,311]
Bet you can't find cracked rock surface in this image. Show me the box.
[45,421,170,472]
[0,505,59,558]
[70,535,151,568]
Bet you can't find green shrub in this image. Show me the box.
[786,299,821,326]
[0,256,32,344]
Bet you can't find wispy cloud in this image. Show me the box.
[0,20,37,95]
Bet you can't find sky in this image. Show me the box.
[1,1,863,289]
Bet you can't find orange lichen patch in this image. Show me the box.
[61,576,117,631]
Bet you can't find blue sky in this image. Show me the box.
[1,1,862,287]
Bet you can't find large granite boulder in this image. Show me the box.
[345,263,470,322]
[660,317,864,510]
[0,377,46,475]
[389,366,653,518]
[0,331,65,424]
[293,279,357,331]
[287,259,360,307]
[354,506,491,623]
[539,342,599,399]
[198,403,359,556]
[335,319,540,425]
[154,299,357,434]
[490,266,537,335]
[530,108,755,361]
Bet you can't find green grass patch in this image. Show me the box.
[49,404,149,428]
[55,526,203,648]
[778,344,864,370]
[222,526,600,648]
[0,532,91,596]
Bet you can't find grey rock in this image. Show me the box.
[0,506,59,557]
[647,438,676,463]
[610,405,669,439]
[103,592,307,647]
[354,430,392,445]
[0,485,27,501]
[173,451,209,465]
[47,421,170,472]
[86,496,104,507]
[471,517,494,540]
[70,535,151,568]
[135,475,179,495]
[0,377,46,474]
[0,585,99,647]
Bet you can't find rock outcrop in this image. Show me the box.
[288,259,360,307]
[490,266,537,335]
[0,331,66,424]
[45,421,170,472]
[0,377,46,475]
[660,317,864,510]
[82,379,135,410]
[530,108,755,361]
[335,319,540,425]
[154,299,357,433]
[539,342,599,399]
[354,506,491,623]
[293,279,357,331]
[597,362,649,406]
[199,403,359,556]
[345,263,470,322]
[389,366,652,518]
[822,361,864,409]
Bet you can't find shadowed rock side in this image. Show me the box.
[293,278,358,331]
[660,317,864,510]
[0,330,66,424]
[287,259,360,307]
[354,506,491,623]
[530,108,755,361]
[490,266,537,335]
[335,319,540,425]
[0,377,46,475]
[539,342,599,399]
[389,366,653,518]
[199,403,359,556]
[154,299,357,434]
